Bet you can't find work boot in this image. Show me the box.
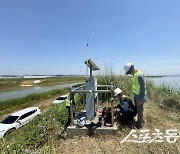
[135,122,143,129]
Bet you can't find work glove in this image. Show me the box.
[110,98,114,102]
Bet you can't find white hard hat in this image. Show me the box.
[114,88,123,97]
[76,117,86,128]
[124,63,134,75]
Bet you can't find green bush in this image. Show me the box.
[97,75,132,101]
[74,93,85,112]
[97,75,180,112]
[154,84,180,111]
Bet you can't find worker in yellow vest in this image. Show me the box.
[124,63,148,129]
[65,93,75,127]
[114,88,137,124]
[65,93,71,127]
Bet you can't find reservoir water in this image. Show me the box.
[0,82,82,101]
[0,77,179,101]
[147,76,180,90]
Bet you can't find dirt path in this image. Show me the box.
[34,96,57,112]
[0,94,60,121]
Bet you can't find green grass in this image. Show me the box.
[0,77,85,92]
[0,78,23,91]
[153,84,180,111]
[0,103,68,153]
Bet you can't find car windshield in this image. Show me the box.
[0,116,19,124]
[57,97,67,100]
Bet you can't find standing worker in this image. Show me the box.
[65,93,71,127]
[65,93,76,127]
[124,63,148,129]
[114,88,137,124]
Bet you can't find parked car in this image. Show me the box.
[52,95,68,105]
[0,107,41,138]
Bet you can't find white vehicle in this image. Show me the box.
[52,95,68,105]
[0,107,41,138]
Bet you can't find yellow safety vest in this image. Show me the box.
[65,94,71,107]
[132,70,143,95]
[119,95,136,112]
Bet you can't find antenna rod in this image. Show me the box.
[86,36,89,79]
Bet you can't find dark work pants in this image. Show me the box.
[66,106,75,127]
[134,98,145,125]
[122,111,137,123]
[66,106,71,128]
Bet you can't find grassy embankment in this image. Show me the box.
[0,88,69,117]
[0,75,179,153]
[0,77,84,92]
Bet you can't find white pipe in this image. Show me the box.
[96,85,111,88]
[93,90,111,93]
[71,90,92,93]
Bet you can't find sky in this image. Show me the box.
[0,0,180,76]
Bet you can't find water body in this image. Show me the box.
[147,76,180,89]
[1,77,179,101]
[0,82,82,101]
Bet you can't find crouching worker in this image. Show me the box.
[114,88,137,124]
